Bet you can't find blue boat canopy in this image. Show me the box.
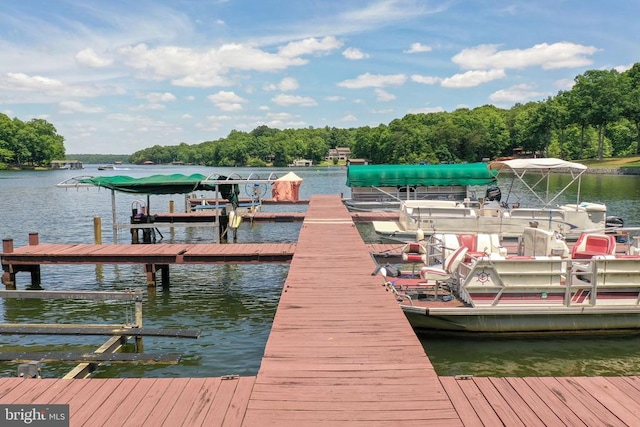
[346,163,497,187]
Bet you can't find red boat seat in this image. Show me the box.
[571,233,616,259]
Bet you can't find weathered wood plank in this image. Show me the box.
[131,377,191,426]
[502,377,566,427]
[571,376,640,426]
[439,377,484,427]
[0,324,200,338]
[0,351,182,364]
[80,378,142,426]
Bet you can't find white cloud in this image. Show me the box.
[75,48,113,68]
[339,0,443,25]
[407,106,444,114]
[266,112,298,120]
[375,88,395,102]
[340,114,357,122]
[441,69,506,88]
[411,74,441,85]
[130,103,166,111]
[325,96,345,101]
[207,90,248,111]
[117,42,311,87]
[614,63,634,72]
[489,84,546,103]
[271,94,317,106]
[206,114,233,121]
[338,72,407,89]
[554,78,575,90]
[144,92,177,103]
[58,100,104,113]
[4,73,64,91]
[343,47,369,60]
[278,36,343,57]
[404,42,432,54]
[452,42,599,71]
[0,72,125,100]
[264,77,299,91]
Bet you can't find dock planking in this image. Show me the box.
[1,195,640,425]
[1,242,296,265]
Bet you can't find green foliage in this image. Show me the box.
[68,154,131,164]
[4,63,640,169]
[0,114,65,169]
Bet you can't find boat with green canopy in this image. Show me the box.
[56,172,281,243]
[344,162,497,212]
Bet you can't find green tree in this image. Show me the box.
[572,69,624,160]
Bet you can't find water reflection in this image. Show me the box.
[2,165,640,378]
[421,333,640,377]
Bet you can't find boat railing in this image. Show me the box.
[458,254,640,308]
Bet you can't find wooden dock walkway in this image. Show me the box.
[2,195,640,426]
[242,194,459,425]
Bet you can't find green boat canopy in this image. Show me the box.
[78,174,217,194]
[346,163,497,187]
[77,173,241,204]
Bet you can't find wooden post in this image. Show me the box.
[145,264,157,287]
[28,265,42,289]
[28,233,39,245]
[2,239,14,289]
[2,238,13,253]
[135,292,143,350]
[160,265,170,289]
[169,200,175,235]
[94,217,102,244]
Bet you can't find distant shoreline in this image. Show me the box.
[585,167,640,175]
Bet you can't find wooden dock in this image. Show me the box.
[2,194,640,426]
[1,240,295,287]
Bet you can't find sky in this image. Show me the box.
[1,1,639,155]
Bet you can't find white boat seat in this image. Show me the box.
[420,246,468,283]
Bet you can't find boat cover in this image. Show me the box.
[346,163,497,187]
[489,158,587,171]
[78,174,240,206]
[272,172,303,202]
[78,174,219,194]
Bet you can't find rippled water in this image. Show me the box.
[0,165,347,378]
[1,165,640,378]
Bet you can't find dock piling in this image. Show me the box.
[28,233,39,245]
[94,217,102,244]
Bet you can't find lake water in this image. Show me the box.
[1,165,640,378]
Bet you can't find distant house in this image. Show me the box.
[347,158,369,166]
[51,160,83,170]
[325,147,351,161]
[289,159,313,167]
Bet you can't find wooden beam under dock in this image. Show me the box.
[0,324,201,338]
[0,351,182,364]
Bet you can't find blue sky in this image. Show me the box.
[1,0,638,154]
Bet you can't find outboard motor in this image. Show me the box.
[606,216,625,242]
[485,186,502,202]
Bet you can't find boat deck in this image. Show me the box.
[1,195,640,425]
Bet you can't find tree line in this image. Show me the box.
[0,115,65,169]
[2,63,640,169]
[130,63,640,166]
